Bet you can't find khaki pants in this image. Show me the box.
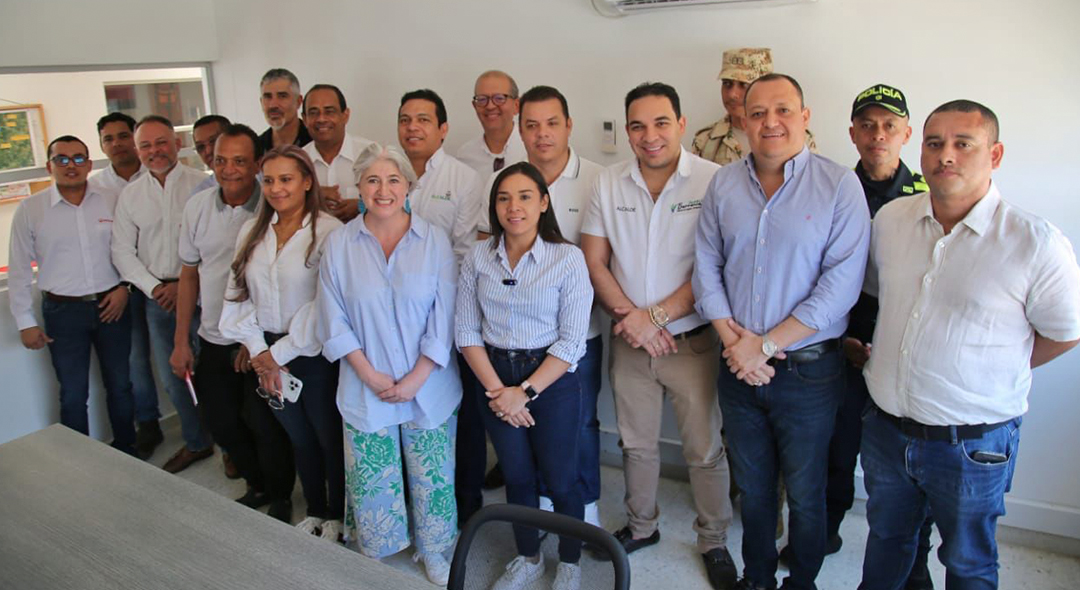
[609,326,732,552]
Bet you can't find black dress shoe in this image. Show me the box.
[702,547,738,590]
[268,499,292,523]
[778,533,842,568]
[594,526,660,561]
[482,464,505,490]
[734,579,774,590]
[235,487,271,509]
[135,420,164,459]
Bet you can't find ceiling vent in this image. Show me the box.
[592,0,816,17]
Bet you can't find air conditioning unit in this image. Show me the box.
[592,0,816,17]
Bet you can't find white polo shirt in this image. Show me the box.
[865,184,1080,425]
[178,185,261,346]
[408,147,483,262]
[479,148,606,339]
[582,147,720,336]
[7,185,122,330]
[88,163,145,194]
[302,134,375,204]
[456,124,527,176]
[112,163,208,297]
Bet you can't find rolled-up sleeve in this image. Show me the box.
[693,177,733,321]
[419,236,458,368]
[317,234,362,361]
[455,244,485,351]
[791,172,871,331]
[546,248,594,365]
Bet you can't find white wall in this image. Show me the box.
[0,0,217,68]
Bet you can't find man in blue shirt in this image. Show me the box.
[693,73,870,590]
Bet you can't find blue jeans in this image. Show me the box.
[42,298,136,453]
[859,404,1021,590]
[128,289,159,423]
[144,297,212,451]
[480,346,584,563]
[455,352,487,526]
[538,335,602,504]
[719,349,844,590]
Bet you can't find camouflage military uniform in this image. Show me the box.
[691,115,819,166]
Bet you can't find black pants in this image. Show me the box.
[195,338,294,501]
[454,352,487,526]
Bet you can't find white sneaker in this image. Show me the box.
[552,562,581,590]
[538,496,554,512]
[491,555,545,590]
[295,516,324,535]
[584,502,600,527]
[414,551,451,586]
[319,518,343,542]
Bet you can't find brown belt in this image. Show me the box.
[44,284,122,303]
[159,278,180,284]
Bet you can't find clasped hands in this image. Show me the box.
[722,319,787,387]
[361,367,424,405]
[612,306,677,358]
[486,385,535,429]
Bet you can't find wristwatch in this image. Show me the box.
[520,380,540,403]
[648,305,670,329]
[761,334,779,359]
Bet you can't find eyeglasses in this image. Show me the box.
[50,154,90,167]
[472,94,516,107]
[256,386,285,411]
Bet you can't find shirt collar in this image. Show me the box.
[554,147,581,183]
[310,136,359,166]
[959,182,1001,236]
[215,183,262,212]
[353,212,428,242]
[625,146,692,189]
[49,184,99,208]
[424,148,446,176]
[479,123,518,158]
[745,146,811,185]
[269,210,314,228]
[495,232,548,265]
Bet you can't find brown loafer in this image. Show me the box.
[223,452,240,479]
[162,446,214,474]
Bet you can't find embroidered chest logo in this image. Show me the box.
[616,206,636,213]
[430,191,452,202]
[670,199,702,214]
[568,207,580,213]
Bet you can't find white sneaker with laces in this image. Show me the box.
[584,502,600,527]
[491,555,545,590]
[319,518,343,542]
[552,562,581,590]
[413,550,451,586]
[295,516,324,535]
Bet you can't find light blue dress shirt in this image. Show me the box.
[455,235,593,368]
[318,214,461,433]
[693,148,871,349]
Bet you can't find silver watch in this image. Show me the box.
[761,335,779,358]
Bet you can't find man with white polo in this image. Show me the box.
[582,82,736,590]
[859,100,1080,589]
[456,70,526,176]
[302,83,374,222]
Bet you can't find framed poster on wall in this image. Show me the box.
[0,105,48,173]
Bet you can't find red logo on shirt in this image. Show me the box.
[98,218,114,223]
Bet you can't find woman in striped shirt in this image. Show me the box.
[456,161,594,590]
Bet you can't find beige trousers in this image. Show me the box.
[609,325,733,551]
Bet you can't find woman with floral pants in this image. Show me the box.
[317,144,461,585]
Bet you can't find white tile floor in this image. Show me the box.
[151,421,1080,589]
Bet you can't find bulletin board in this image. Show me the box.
[0,105,48,173]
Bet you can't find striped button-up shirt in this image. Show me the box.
[456,235,593,368]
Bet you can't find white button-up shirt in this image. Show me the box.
[219,211,343,366]
[456,124,527,176]
[302,134,375,204]
[88,163,146,194]
[865,183,1080,425]
[582,147,720,336]
[112,163,208,297]
[178,185,261,346]
[409,147,483,262]
[318,215,461,433]
[479,148,606,339]
[7,185,122,330]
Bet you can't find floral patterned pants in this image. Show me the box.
[343,415,458,558]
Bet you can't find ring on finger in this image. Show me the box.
[496,411,505,418]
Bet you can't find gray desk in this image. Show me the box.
[0,425,432,589]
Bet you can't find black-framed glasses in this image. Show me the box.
[256,386,284,411]
[50,154,90,167]
[472,93,515,107]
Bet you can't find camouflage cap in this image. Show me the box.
[718,48,773,83]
